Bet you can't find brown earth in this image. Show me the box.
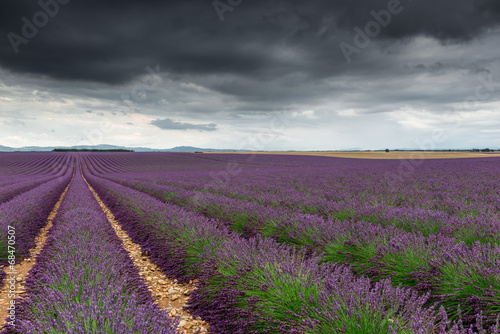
[204,151,500,159]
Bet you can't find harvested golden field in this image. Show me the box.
[205,151,500,159]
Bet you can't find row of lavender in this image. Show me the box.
[85,152,500,212]
[86,153,500,239]
[0,153,55,173]
[98,169,500,244]
[0,153,68,179]
[0,156,72,314]
[85,153,500,323]
[3,165,180,333]
[82,155,497,333]
[86,154,500,255]
[0,156,74,266]
[0,155,72,205]
[0,153,69,180]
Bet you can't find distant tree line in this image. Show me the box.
[390,149,497,152]
[471,148,495,152]
[52,149,135,152]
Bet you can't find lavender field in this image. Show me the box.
[1,152,500,333]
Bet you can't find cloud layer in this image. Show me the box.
[151,118,217,131]
[0,0,499,149]
[2,0,500,85]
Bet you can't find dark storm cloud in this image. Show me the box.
[1,0,500,88]
[151,118,217,131]
[331,0,500,41]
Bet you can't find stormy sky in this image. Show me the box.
[0,0,499,150]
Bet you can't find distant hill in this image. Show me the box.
[0,144,246,152]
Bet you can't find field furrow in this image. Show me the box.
[82,169,209,334]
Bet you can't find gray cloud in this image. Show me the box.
[0,1,499,149]
[1,0,500,86]
[151,118,217,132]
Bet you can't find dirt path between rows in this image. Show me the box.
[0,173,74,326]
[82,172,209,333]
